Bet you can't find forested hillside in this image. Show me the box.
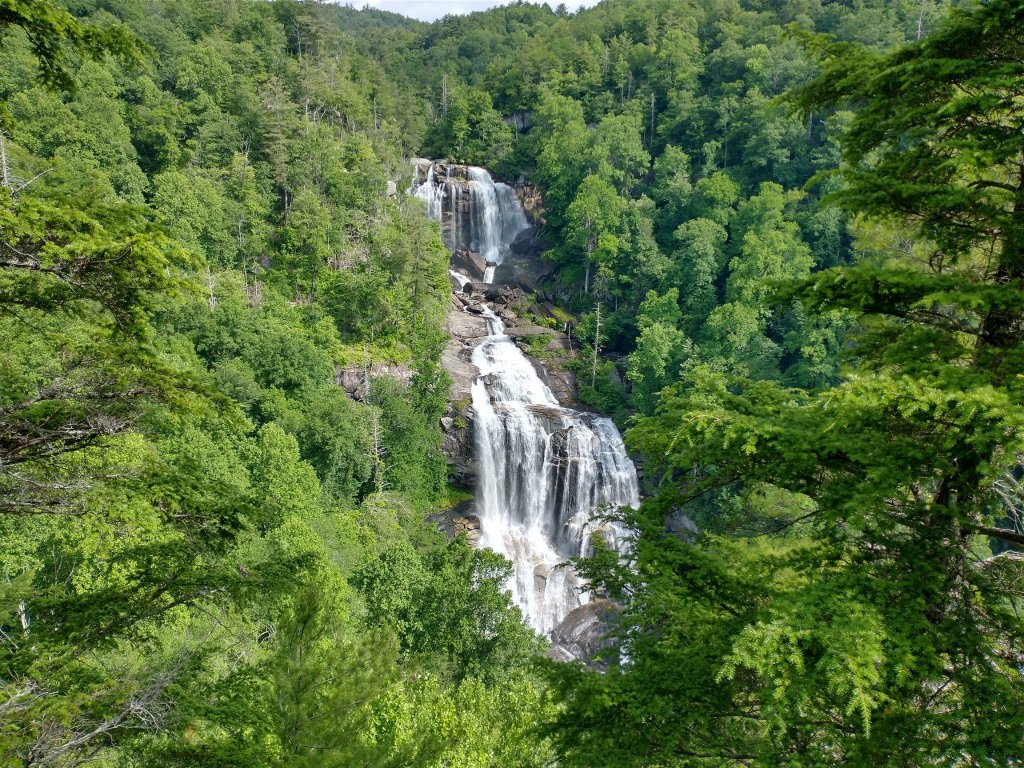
[400,0,968,417]
[2,0,1023,766]
[0,1,546,765]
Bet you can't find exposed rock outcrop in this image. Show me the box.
[431,499,483,547]
[549,598,622,666]
[490,227,553,291]
[503,110,532,133]
[451,248,490,283]
[440,299,485,487]
[665,509,701,542]
[430,499,481,548]
[334,362,414,401]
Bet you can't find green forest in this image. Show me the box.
[1,0,1023,765]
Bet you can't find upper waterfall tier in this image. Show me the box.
[410,161,529,282]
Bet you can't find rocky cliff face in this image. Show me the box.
[440,295,487,488]
[334,362,414,400]
[548,599,623,666]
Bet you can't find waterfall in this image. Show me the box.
[411,160,639,637]
[410,162,528,280]
[465,166,529,267]
[472,309,638,634]
[412,164,445,221]
[448,269,472,291]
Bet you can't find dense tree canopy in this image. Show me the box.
[0,2,549,765]
[550,2,1024,766]
[2,0,1021,766]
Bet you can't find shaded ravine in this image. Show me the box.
[411,161,639,639]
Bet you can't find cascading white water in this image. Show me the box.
[465,167,528,268]
[472,309,638,634]
[411,160,639,637]
[448,269,472,291]
[413,164,445,221]
[411,162,528,281]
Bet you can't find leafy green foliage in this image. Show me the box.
[0,0,146,91]
[6,1,1015,766]
[0,3,549,765]
[403,0,885,411]
[551,2,1024,766]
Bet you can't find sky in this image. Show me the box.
[354,0,600,22]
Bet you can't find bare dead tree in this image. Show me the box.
[20,663,181,767]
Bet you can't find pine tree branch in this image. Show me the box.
[969,179,1019,194]
[971,524,1024,547]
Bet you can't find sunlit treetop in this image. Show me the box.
[0,0,146,92]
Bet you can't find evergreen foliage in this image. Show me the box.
[549,2,1024,766]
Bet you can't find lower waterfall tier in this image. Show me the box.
[471,308,638,635]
